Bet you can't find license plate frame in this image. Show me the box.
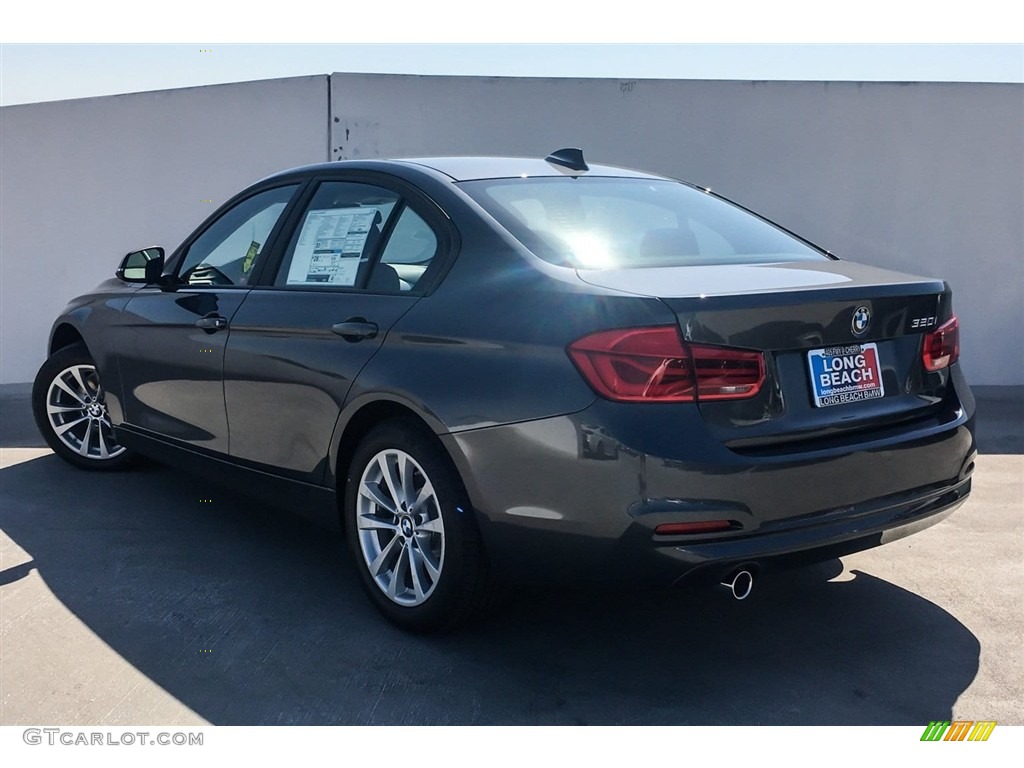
[807,343,885,408]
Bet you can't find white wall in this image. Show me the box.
[330,74,1024,385]
[2,73,1021,385]
[0,76,328,384]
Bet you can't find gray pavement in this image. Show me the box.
[1,387,1021,725]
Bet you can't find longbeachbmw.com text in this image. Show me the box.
[23,729,203,747]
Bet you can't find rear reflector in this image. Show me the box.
[655,521,733,535]
[922,315,960,371]
[567,326,765,403]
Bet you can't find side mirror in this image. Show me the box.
[116,247,165,284]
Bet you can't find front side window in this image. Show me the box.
[459,177,828,269]
[178,185,299,286]
[274,181,440,293]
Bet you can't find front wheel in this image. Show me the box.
[344,420,493,631]
[32,343,134,471]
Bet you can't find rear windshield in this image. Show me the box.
[459,177,828,269]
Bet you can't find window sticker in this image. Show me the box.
[286,207,378,286]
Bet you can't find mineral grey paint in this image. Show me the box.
[1,73,1020,384]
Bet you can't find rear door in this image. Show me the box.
[118,184,300,452]
[223,176,450,482]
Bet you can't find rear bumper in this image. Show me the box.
[654,475,970,586]
[444,377,975,586]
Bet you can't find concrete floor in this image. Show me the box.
[1,388,1020,725]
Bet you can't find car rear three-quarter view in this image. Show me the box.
[444,154,975,597]
[32,150,976,631]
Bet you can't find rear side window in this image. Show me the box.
[379,207,438,291]
[459,177,827,269]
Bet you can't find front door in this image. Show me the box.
[117,184,300,453]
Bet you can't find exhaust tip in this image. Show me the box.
[722,569,754,601]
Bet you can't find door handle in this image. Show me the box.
[331,319,378,341]
[195,314,228,332]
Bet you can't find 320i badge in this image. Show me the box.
[33,149,976,630]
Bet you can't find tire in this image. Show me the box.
[32,343,134,471]
[344,419,494,632]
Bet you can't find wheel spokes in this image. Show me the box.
[78,420,93,456]
[379,453,404,510]
[407,544,427,601]
[45,363,127,461]
[409,480,435,515]
[399,454,416,509]
[413,539,442,581]
[356,448,446,607]
[47,403,82,415]
[369,534,401,577]
[357,512,398,532]
[96,425,110,459]
[360,481,398,514]
[416,516,443,534]
[54,416,88,436]
[69,366,87,393]
[53,377,87,405]
[387,544,410,599]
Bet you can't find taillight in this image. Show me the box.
[922,315,960,371]
[690,344,767,401]
[567,326,765,403]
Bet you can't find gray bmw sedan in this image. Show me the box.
[33,150,975,630]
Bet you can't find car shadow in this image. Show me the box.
[1,451,980,725]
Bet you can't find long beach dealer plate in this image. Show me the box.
[807,343,884,408]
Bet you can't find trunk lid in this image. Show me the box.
[577,260,956,451]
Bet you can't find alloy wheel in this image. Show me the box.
[45,364,126,461]
[356,449,445,606]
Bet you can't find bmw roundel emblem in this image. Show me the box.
[851,306,871,336]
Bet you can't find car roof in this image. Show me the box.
[257,156,667,185]
[396,157,666,182]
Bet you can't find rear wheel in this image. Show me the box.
[32,344,134,471]
[344,420,493,631]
